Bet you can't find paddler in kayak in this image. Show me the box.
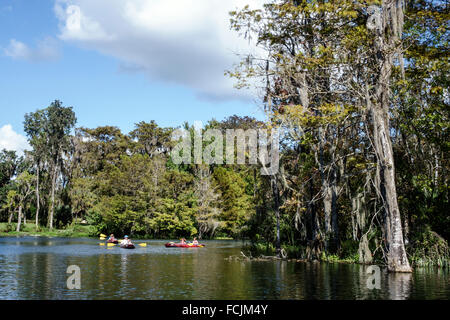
[107,234,118,243]
[121,235,133,246]
[180,238,186,245]
[192,237,199,245]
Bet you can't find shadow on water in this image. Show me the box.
[0,237,448,300]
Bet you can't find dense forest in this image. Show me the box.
[0,0,448,271]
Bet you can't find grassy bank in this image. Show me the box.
[244,240,450,268]
[0,223,237,241]
[243,242,360,264]
[0,222,96,238]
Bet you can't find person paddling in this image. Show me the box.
[108,234,116,242]
[180,238,186,245]
[192,237,199,245]
[121,235,132,246]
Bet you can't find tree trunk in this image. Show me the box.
[330,164,339,252]
[358,233,373,264]
[49,164,57,229]
[16,205,22,232]
[323,181,332,236]
[271,175,281,255]
[35,164,40,228]
[318,127,330,235]
[317,127,339,253]
[323,168,339,252]
[309,179,318,241]
[8,209,13,224]
[373,106,411,272]
[368,0,411,273]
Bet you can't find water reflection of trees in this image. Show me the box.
[5,239,450,300]
[15,253,57,299]
[387,272,412,300]
[413,268,450,299]
[357,265,413,300]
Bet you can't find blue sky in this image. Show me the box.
[0,0,265,153]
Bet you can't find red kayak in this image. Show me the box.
[165,242,205,248]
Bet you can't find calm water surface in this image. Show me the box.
[0,237,448,300]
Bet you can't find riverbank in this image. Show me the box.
[243,240,450,268]
[0,222,237,241]
[242,242,361,265]
[0,222,96,238]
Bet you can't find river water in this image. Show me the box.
[0,237,448,300]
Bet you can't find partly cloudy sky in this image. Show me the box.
[53,0,264,101]
[4,37,60,62]
[0,0,266,154]
[0,125,30,155]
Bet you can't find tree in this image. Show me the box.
[3,190,18,224]
[0,149,18,188]
[229,0,415,271]
[193,165,221,239]
[24,100,77,229]
[130,121,174,157]
[366,0,411,273]
[68,177,96,221]
[24,109,46,228]
[14,171,35,232]
[0,150,22,223]
[213,167,252,236]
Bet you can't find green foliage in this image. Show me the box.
[0,150,20,221]
[340,239,359,259]
[409,226,450,268]
[244,242,276,257]
[0,222,95,237]
[213,167,253,236]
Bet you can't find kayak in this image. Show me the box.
[165,242,205,248]
[120,244,135,249]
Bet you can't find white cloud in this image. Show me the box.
[54,0,265,101]
[0,125,30,156]
[3,39,30,60]
[3,37,60,62]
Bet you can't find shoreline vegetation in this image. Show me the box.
[0,222,95,238]
[0,222,236,241]
[239,241,450,269]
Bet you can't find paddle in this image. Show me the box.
[99,241,119,246]
[120,242,147,247]
[98,238,147,247]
